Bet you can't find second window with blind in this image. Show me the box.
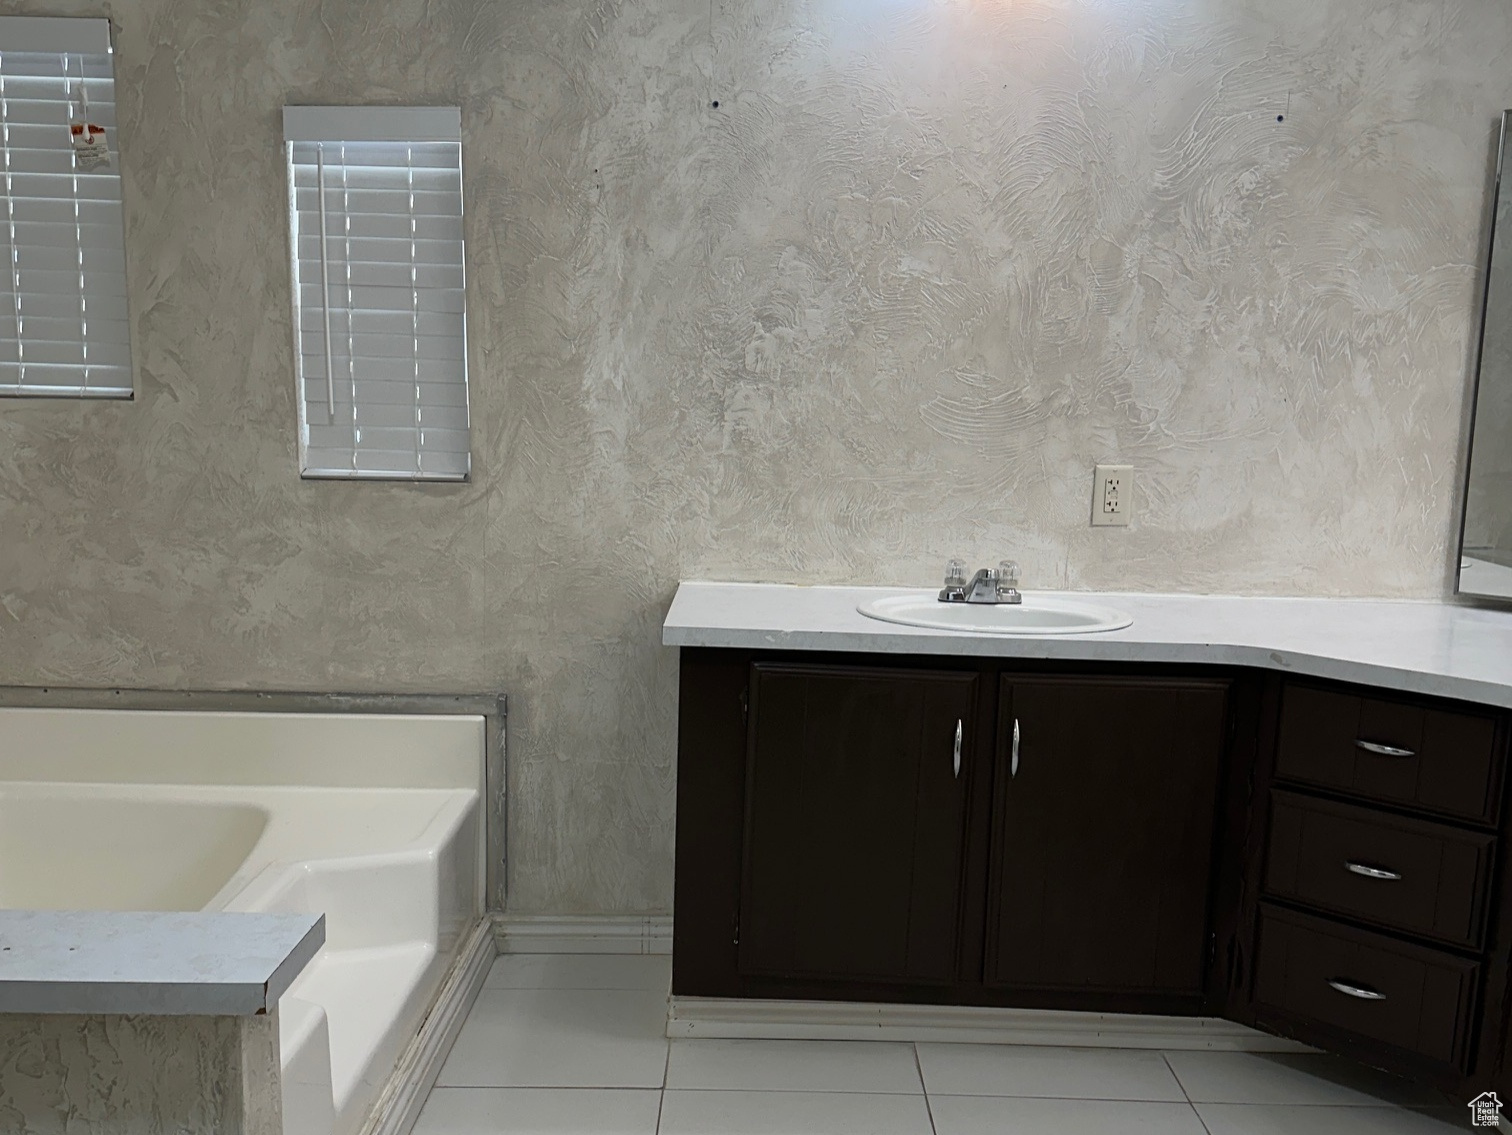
[284,106,471,481]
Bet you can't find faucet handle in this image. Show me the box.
[938,558,970,603]
[997,560,1021,597]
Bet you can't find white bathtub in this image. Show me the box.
[0,707,486,1135]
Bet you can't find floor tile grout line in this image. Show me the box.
[909,1091,1219,1103]
[1162,1051,1197,1106]
[1162,1071,1216,1134]
[655,1039,672,1135]
[664,1088,1002,1096]
[913,1042,940,1135]
[1161,1049,1216,1131]
[651,1086,969,1096]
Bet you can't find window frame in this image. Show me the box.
[0,15,132,400]
[282,105,472,482]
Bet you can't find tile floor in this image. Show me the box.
[413,953,1485,1134]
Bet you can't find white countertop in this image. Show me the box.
[0,910,325,1016]
[663,582,1512,708]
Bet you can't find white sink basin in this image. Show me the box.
[858,593,1133,635]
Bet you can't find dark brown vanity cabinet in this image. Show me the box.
[674,651,1238,1008]
[1237,679,1512,1092]
[1272,683,1503,825]
[674,647,1512,1101]
[1249,906,1482,1069]
[737,664,979,985]
[985,677,1230,1009]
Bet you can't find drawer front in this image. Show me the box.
[1263,791,1496,948]
[1252,905,1480,1069]
[1275,684,1504,824]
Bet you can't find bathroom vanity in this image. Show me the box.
[665,582,1512,1100]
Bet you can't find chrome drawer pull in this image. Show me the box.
[1327,978,1386,1001]
[953,719,962,779]
[1011,718,1020,778]
[1356,739,1415,758]
[1346,861,1403,881]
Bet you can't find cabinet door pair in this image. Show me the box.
[737,664,1230,1001]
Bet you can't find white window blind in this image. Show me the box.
[0,17,131,398]
[284,106,471,481]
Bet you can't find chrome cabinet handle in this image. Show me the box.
[953,719,962,779]
[1356,739,1415,758]
[1011,718,1020,778]
[1346,861,1403,881]
[1327,978,1386,1001]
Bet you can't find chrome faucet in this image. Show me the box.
[939,559,1022,605]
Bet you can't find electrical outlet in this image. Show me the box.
[1092,465,1133,527]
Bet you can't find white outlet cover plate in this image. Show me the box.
[1092,464,1133,527]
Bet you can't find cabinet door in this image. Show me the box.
[987,676,1230,1004]
[738,663,979,985]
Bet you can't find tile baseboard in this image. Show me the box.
[493,913,673,955]
[667,996,1315,1052]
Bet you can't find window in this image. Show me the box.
[0,17,131,398]
[284,106,471,481]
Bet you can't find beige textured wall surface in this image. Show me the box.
[2,0,1510,913]
[0,1011,281,1134]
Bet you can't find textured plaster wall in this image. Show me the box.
[1,0,1510,913]
[0,1011,280,1134]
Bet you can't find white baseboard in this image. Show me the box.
[668,996,1315,1052]
[359,917,496,1135]
[493,913,672,955]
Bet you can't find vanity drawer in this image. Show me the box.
[1263,791,1496,948]
[1274,684,1504,824]
[1252,905,1480,1069]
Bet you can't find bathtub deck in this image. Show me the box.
[0,706,487,1135]
[0,909,324,1015]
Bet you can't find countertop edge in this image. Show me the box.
[0,979,274,1016]
[662,583,1512,709]
[0,911,326,1017]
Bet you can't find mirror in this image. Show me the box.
[1460,111,1512,601]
